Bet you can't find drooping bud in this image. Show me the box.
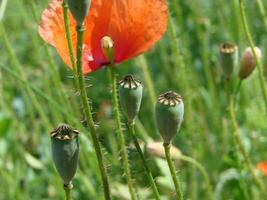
[146,142,182,159]
[119,75,143,122]
[155,91,184,144]
[219,43,238,80]
[50,124,79,185]
[66,0,91,26]
[239,47,262,80]
[101,36,114,64]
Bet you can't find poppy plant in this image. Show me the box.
[38,0,168,74]
[257,161,267,176]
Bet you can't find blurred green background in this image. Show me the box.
[1,0,267,199]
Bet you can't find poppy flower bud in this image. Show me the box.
[155,91,184,144]
[119,75,143,122]
[50,124,79,185]
[219,43,238,80]
[101,36,114,64]
[239,47,262,80]
[66,0,91,26]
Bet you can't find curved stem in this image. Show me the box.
[225,78,266,197]
[177,155,214,200]
[163,143,183,200]
[228,97,266,197]
[109,67,136,200]
[239,0,267,112]
[76,25,111,200]
[128,122,161,200]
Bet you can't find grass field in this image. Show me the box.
[1,0,267,199]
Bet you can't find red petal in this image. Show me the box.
[90,0,168,66]
[39,0,168,74]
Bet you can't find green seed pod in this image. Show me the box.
[155,91,184,144]
[119,75,143,122]
[219,43,238,80]
[239,47,262,80]
[50,124,79,185]
[66,0,91,26]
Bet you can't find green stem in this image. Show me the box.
[64,184,73,200]
[168,16,197,200]
[75,25,111,200]
[62,2,76,72]
[256,0,267,29]
[163,143,183,200]
[229,101,266,196]
[239,0,267,112]
[177,155,214,200]
[233,79,242,107]
[109,67,136,200]
[227,90,266,197]
[128,122,161,200]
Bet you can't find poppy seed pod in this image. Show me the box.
[66,0,91,26]
[119,75,143,122]
[155,91,184,144]
[50,124,79,185]
[239,47,262,80]
[219,43,238,80]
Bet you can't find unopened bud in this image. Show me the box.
[101,36,114,64]
[146,142,182,159]
[239,47,262,80]
[219,43,238,80]
[66,0,91,26]
[155,91,184,144]
[119,75,143,122]
[50,124,79,185]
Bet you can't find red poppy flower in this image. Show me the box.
[257,161,267,176]
[38,0,168,74]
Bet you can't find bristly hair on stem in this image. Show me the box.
[101,36,137,200]
[163,143,183,200]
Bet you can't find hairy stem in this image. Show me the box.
[163,143,183,200]
[128,122,161,200]
[62,2,76,72]
[228,98,266,197]
[177,155,214,200]
[225,80,266,197]
[75,25,111,200]
[109,67,136,200]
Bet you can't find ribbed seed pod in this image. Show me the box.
[219,43,238,80]
[239,47,262,80]
[50,124,79,185]
[66,0,91,26]
[119,75,143,122]
[155,91,184,144]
